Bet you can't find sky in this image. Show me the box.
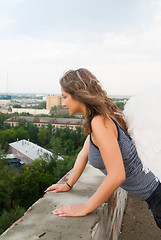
[0,0,161,96]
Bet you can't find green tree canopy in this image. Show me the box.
[0,206,25,235]
[0,152,18,212]
[0,129,16,148]
[38,128,48,146]
[36,101,46,109]
[15,127,29,141]
[13,104,21,108]
[115,101,125,111]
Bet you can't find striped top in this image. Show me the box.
[88,118,159,201]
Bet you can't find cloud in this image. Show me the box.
[0,0,161,94]
[0,0,25,7]
[0,29,160,95]
[0,15,14,32]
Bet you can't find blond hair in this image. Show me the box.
[60,68,126,135]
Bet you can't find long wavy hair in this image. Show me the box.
[60,68,126,135]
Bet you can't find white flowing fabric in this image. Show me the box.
[123,85,161,182]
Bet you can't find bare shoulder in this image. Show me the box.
[91,115,111,130]
[91,115,117,139]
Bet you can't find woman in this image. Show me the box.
[45,68,161,229]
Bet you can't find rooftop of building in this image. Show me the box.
[5,116,84,125]
[9,139,52,161]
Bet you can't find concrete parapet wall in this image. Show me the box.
[0,164,127,240]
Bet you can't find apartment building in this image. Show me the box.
[46,95,63,110]
[5,116,84,130]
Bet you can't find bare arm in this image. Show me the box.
[53,116,126,216]
[84,116,126,213]
[45,135,89,193]
[67,135,89,187]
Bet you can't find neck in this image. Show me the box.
[81,105,87,117]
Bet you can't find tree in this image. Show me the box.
[36,101,46,109]
[0,206,25,235]
[25,122,38,143]
[13,104,21,108]
[0,113,11,130]
[0,127,29,150]
[17,118,27,128]
[15,127,29,141]
[50,136,63,155]
[53,126,85,155]
[47,123,54,142]
[63,139,74,155]
[13,159,54,209]
[54,156,75,181]
[0,152,17,212]
[38,128,48,146]
[115,101,125,111]
[0,129,16,148]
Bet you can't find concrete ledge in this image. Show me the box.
[0,164,127,240]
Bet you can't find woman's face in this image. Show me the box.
[61,88,86,116]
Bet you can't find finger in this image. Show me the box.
[45,188,52,193]
[52,189,60,193]
[52,211,69,217]
[52,207,65,214]
[45,185,57,192]
[52,209,61,215]
[44,189,50,192]
[58,213,68,217]
[45,186,52,192]
[53,206,71,214]
[53,210,73,217]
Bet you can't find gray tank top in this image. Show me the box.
[88,118,159,201]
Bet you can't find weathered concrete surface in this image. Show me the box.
[0,164,127,240]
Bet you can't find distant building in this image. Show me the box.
[9,139,52,164]
[46,95,63,110]
[50,108,69,115]
[0,106,12,113]
[50,108,82,118]
[6,154,23,167]
[11,108,50,115]
[5,116,84,130]
[0,94,11,100]
[0,94,11,105]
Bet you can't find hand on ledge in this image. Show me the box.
[44,183,71,193]
[52,204,89,217]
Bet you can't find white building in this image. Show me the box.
[9,139,52,164]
